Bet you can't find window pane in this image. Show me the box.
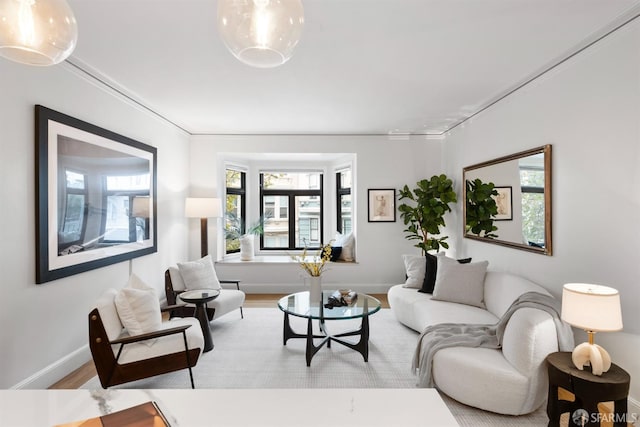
[296,195,321,247]
[226,169,242,189]
[522,192,545,246]
[60,194,85,244]
[106,174,150,191]
[263,172,321,190]
[225,194,241,252]
[105,195,131,242]
[520,168,544,188]
[340,194,352,234]
[65,170,85,189]
[339,170,352,189]
[263,196,289,248]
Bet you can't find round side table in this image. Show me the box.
[179,289,220,352]
[546,351,630,427]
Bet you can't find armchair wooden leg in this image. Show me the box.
[182,331,195,389]
[240,306,244,319]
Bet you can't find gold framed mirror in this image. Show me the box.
[462,145,552,255]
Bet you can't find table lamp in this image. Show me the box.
[185,197,221,258]
[561,283,623,376]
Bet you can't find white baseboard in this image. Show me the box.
[240,282,393,294]
[12,345,92,389]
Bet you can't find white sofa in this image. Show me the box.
[388,271,562,415]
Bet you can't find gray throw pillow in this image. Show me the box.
[431,256,488,308]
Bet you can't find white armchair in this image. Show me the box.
[89,287,204,389]
[164,255,245,322]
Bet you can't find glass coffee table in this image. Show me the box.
[277,291,381,366]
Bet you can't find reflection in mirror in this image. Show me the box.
[57,136,151,255]
[463,145,552,255]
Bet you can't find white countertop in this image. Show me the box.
[0,389,459,427]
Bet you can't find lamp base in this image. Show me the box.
[571,342,612,376]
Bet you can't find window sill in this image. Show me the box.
[217,255,357,265]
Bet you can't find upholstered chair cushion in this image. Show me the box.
[177,255,221,290]
[96,288,123,342]
[115,274,162,343]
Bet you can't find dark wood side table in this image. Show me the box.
[178,289,220,353]
[546,351,630,427]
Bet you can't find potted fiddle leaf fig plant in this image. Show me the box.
[465,178,499,239]
[398,174,457,253]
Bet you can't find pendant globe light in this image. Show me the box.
[0,0,77,66]
[217,0,304,68]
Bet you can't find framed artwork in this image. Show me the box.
[368,189,396,222]
[35,105,157,284]
[492,186,513,221]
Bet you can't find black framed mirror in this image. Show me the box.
[35,105,157,283]
[463,145,552,256]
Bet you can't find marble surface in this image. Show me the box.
[0,389,459,426]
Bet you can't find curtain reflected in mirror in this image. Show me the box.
[463,145,552,256]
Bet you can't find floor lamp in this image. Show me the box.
[185,197,221,258]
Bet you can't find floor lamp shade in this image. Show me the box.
[0,0,78,66]
[185,198,221,258]
[561,283,623,375]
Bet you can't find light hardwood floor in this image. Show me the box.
[49,293,390,389]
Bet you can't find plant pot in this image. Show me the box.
[239,234,254,261]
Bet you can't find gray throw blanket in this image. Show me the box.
[411,291,575,388]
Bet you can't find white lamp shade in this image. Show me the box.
[217,0,304,68]
[131,196,150,218]
[0,0,77,66]
[561,283,623,332]
[185,197,221,218]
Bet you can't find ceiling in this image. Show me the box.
[66,0,640,136]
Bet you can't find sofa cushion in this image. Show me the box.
[387,285,498,332]
[177,255,221,290]
[402,254,426,288]
[419,253,472,294]
[334,231,355,261]
[432,256,488,308]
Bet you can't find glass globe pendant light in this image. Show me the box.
[0,0,77,66]
[217,0,304,68]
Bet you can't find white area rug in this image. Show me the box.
[82,308,549,426]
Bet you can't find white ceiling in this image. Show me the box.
[66,0,640,136]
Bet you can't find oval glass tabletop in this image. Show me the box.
[277,291,381,320]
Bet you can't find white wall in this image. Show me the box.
[442,17,640,406]
[188,135,443,293]
[0,61,191,389]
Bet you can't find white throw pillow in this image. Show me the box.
[431,256,489,308]
[177,254,221,290]
[402,254,426,288]
[115,274,162,344]
[334,231,355,261]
